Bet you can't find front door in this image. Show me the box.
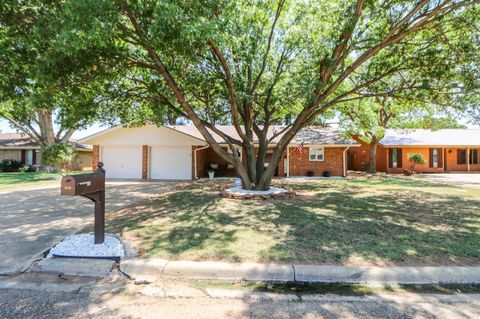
[347,152,354,170]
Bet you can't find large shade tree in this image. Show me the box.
[33,0,480,189]
[0,1,116,146]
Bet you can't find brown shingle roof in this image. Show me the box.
[0,132,92,150]
[168,125,358,146]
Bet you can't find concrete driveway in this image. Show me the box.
[420,174,480,187]
[0,181,180,275]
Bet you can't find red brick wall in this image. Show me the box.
[193,145,349,178]
[376,145,388,172]
[92,145,99,171]
[142,145,149,180]
[288,146,346,177]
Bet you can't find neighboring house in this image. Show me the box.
[0,132,93,170]
[80,125,360,180]
[348,129,480,173]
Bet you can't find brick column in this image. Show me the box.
[92,145,100,171]
[142,145,149,180]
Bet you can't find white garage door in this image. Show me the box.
[101,146,142,179]
[150,146,191,180]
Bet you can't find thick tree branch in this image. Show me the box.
[208,41,248,141]
[120,5,239,164]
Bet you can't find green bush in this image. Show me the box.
[0,159,23,172]
[19,164,35,172]
[41,143,77,174]
[407,152,426,174]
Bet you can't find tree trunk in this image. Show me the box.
[368,140,378,174]
[36,109,56,146]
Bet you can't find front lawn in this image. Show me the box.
[107,176,480,266]
[0,171,90,191]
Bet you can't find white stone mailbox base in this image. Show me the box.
[48,234,125,259]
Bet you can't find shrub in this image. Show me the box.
[407,153,426,174]
[0,159,23,172]
[19,164,36,172]
[41,143,77,175]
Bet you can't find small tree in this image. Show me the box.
[41,143,77,175]
[407,153,426,175]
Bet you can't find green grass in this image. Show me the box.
[0,171,91,190]
[107,176,480,266]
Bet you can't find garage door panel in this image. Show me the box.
[150,146,191,180]
[101,146,142,179]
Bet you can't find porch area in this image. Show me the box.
[194,146,280,179]
[444,147,480,172]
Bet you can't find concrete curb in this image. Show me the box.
[120,258,480,284]
[121,259,293,282]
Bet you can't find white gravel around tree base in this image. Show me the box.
[225,186,288,196]
[48,234,125,258]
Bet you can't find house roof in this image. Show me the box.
[168,125,359,146]
[380,129,480,147]
[80,124,358,146]
[290,127,359,146]
[0,132,92,150]
[167,125,287,144]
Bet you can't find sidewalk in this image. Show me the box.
[120,258,480,284]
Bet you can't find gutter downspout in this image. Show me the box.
[343,146,350,177]
[194,145,210,179]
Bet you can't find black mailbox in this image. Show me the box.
[61,163,106,244]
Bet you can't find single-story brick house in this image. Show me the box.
[80,125,360,180]
[348,129,480,173]
[0,132,93,170]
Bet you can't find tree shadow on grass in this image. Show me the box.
[258,184,480,265]
[108,181,480,265]
[107,184,246,260]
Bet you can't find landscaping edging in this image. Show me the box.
[221,189,296,200]
[120,258,480,285]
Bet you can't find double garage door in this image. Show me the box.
[101,145,192,180]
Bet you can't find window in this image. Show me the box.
[25,150,33,165]
[429,148,443,168]
[457,149,467,165]
[392,148,398,168]
[309,147,324,161]
[470,149,479,165]
[388,148,402,168]
[432,149,438,168]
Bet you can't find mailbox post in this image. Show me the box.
[61,163,106,244]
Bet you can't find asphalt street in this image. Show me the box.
[1,287,480,319]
